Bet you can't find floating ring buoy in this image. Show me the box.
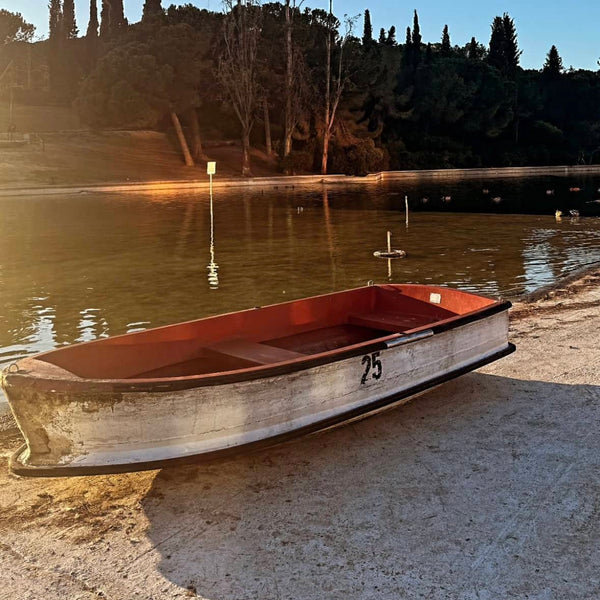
[373,250,406,259]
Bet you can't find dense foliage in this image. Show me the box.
[2,3,600,174]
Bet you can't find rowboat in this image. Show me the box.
[2,284,514,476]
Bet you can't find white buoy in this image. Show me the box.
[373,231,406,259]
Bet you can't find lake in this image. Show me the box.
[1,175,600,400]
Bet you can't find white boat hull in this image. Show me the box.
[7,310,513,475]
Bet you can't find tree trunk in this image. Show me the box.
[188,108,206,162]
[242,131,252,177]
[171,111,194,167]
[321,132,330,175]
[284,0,293,157]
[321,0,332,175]
[263,99,272,156]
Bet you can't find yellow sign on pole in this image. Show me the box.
[207,161,216,175]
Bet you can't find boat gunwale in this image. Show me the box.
[4,297,512,394]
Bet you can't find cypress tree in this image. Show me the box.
[48,0,62,41]
[412,10,421,50]
[378,27,386,44]
[100,0,127,37]
[362,9,373,46]
[142,0,163,22]
[86,0,98,38]
[543,45,563,75]
[386,25,396,46]
[112,0,126,30]
[62,0,78,38]
[441,24,450,56]
[405,26,411,47]
[99,0,109,36]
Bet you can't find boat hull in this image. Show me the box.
[5,310,514,476]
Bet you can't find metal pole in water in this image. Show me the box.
[387,230,392,253]
[405,195,409,227]
[207,162,218,288]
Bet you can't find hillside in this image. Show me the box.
[0,105,281,188]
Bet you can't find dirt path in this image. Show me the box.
[1,272,599,600]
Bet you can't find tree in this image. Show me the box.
[412,10,421,51]
[0,9,35,44]
[142,0,163,22]
[62,0,78,38]
[502,13,521,75]
[467,36,485,61]
[321,6,357,174]
[48,0,62,41]
[362,9,372,46]
[100,0,127,37]
[87,0,99,38]
[488,13,521,77]
[386,26,396,46]
[218,0,262,176]
[487,16,504,71]
[77,24,207,165]
[282,0,307,158]
[441,24,450,56]
[378,27,386,44]
[543,45,563,75]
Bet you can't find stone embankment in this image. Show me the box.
[2,164,600,198]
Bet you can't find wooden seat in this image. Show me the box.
[348,312,434,333]
[206,339,306,365]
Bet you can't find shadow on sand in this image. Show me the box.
[140,372,600,599]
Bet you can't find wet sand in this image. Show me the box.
[0,269,599,599]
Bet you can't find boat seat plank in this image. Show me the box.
[206,339,306,365]
[348,312,434,333]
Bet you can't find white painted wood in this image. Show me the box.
[13,311,510,470]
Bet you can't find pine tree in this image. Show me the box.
[502,13,521,74]
[412,10,421,50]
[142,0,163,22]
[86,0,98,37]
[48,0,62,41]
[487,16,505,72]
[386,25,396,46]
[487,13,521,76]
[378,27,386,44]
[362,9,373,46]
[405,26,411,47]
[441,24,450,56]
[543,45,563,75]
[62,0,78,38]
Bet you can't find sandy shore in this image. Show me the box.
[1,270,599,599]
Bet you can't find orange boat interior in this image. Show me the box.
[37,285,495,380]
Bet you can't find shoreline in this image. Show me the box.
[1,164,600,198]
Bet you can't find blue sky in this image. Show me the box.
[4,0,600,71]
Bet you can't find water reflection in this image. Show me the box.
[207,189,219,290]
[1,177,600,385]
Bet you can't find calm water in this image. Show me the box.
[2,176,600,399]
